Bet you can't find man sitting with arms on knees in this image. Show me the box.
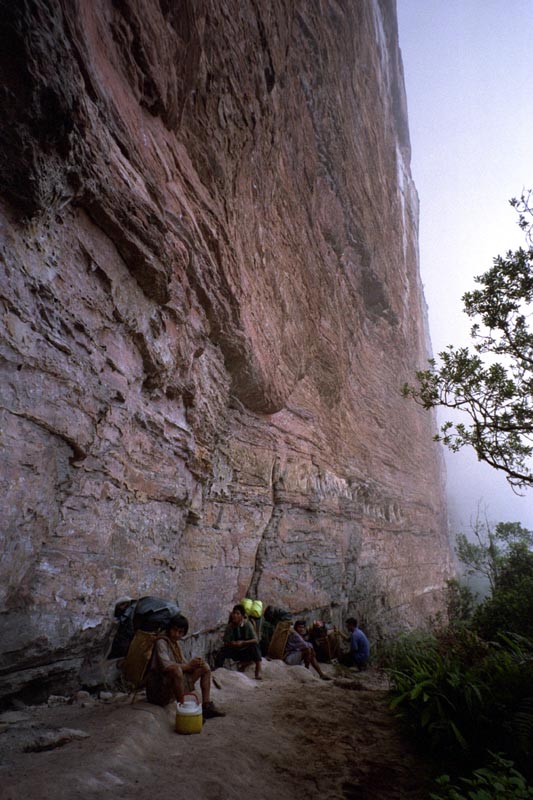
[146,614,225,719]
[217,604,263,680]
[284,620,331,681]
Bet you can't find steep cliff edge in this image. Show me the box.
[0,0,453,700]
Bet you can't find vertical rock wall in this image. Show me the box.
[0,0,453,698]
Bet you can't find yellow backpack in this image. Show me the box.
[250,600,263,618]
[241,597,263,618]
[241,598,253,615]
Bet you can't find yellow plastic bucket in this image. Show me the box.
[175,693,202,735]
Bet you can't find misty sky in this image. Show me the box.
[397,0,533,532]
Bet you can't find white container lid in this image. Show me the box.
[176,701,201,715]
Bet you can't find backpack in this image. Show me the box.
[263,605,292,625]
[121,630,157,690]
[133,596,180,632]
[266,620,292,660]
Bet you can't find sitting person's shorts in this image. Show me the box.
[284,650,305,666]
[284,643,313,666]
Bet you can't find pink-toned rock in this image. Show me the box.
[0,0,453,700]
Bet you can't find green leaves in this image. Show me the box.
[430,753,533,799]
[387,632,487,758]
[387,514,533,794]
[386,623,533,776]
[403,192,533,488]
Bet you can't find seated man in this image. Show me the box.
[338,617,370,670]
[145,614,225,719]
[284,620,331,681]
[217,604,263,680]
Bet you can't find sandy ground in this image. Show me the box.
[0,661,431,800]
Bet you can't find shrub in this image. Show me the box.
[473,576,533,640]
[445,578,477,627]
[387,629,533,775]
[387,631,488,764]
[430,754,533,800]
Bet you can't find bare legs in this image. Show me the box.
[236,659,263,679]
[163,661,211,704]
[301,647,330,680]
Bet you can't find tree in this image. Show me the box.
[403,191,533,489]
[453,515,533,640]
[473,544,533,640]
[455,509,499,592]
[444,578,476,627]
[455,513,533,593]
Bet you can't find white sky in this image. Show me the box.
[397,0,533,533]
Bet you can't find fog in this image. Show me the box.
[397,0,533,537]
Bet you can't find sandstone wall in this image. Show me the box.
[0,0,453,699]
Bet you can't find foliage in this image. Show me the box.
[474,561,533,640]
[496,521,533,549]
[478,636,533,781]
[507,695,533,775]
[455,517,498,592]
[474,581,533,641]
[455,516,533,593]
[386,511,533,794]
[402,190,533,489]
[445,578,476,627]
[386,629,489,764]
[373,629,435,672]
[453,519,533,640]
[430,754,533,800]
[386,629,533,778]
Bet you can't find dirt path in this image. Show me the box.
[0,661,431,800]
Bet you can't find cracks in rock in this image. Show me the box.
[2,405,88,466]
[340,529,361,602]
[80,196,170,305]
[252,0,276,94]
[246,455,284,597]
[246,502,283,599]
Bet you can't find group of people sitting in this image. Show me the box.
[281,616,370,676]
[144,603,370,719]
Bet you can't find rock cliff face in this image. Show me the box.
[0,0,453,699]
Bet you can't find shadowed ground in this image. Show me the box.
[0,660,431,800]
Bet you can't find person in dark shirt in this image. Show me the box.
[218,604,263,680]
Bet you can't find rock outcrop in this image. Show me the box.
[0,0,453,700]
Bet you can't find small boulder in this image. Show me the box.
[47,695,70,707]
[23,727,90,753]
[74,690,93,705]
